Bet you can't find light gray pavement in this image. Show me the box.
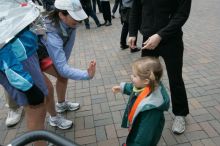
[1,0,220,145]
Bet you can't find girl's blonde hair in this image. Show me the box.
[132,57,163,91]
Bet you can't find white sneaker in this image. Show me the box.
[48,115,73,130]
[56,101,80,113]
[172,116,186,134]
[5,107,23,127]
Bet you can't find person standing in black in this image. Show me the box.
[100,0,112,26]
[119,0,140,53]
[92,0,102,13]
[128,0,191,134]
[80,0,101,29]
[111,0,120,18]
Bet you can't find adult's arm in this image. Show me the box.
[157,0,192,40]
[42,32,90,80]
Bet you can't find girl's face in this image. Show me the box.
[59,13,80,28]
[131,69,149,89]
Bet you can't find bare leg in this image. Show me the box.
[43,74,56,116]
[25,104,46,146]
[44,65,68,103]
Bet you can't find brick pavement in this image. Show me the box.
[1,0,220,145]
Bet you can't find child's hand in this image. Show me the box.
[112,86,121,93]
[88,60,96,79]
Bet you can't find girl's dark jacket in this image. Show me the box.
[120,82,170,146]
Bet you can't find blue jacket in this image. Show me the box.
[40,19,90,80]
[0,28,38,91]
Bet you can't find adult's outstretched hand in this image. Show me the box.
[87,60,96,79]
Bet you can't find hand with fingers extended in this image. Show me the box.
[112,86,121,94]
[142,34,162,50]
[87,60,96,79]
[128,37,137,49]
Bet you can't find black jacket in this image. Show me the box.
[129,0,191,41]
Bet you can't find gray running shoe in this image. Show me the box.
[48,115,73,130]
[172,116,186,134]
[56,101,80,113]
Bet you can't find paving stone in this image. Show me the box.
[110,104,126,112]
[209,120,220,134]
[174,143,191,146]
[100,103,110,113]
[190,140,204,146]
[190,108,209,116]
[75,128,95,138]
[95,126,107,142]
[97,138,119,146]
[92,104,102,115]
[173,133,189,144]
[78,105,92,112]
[105,124,117,139]
[86,143,98,146]
[75,110,93,118]
[207,107,220,120]
[212,136,220,146]
[185,131,209,141]
[85,116,94,129]
[193,113,215,122]
[162,129,177,145]
[112,111,122,124]
[186,123,202,132]
[75,117,85,130]
[65,131,75,141]
[118,137,127,146]
[83,97,92,106]
[199,122,219,137]
[201,139,216,146]
[94,113,112,121]
[94,118,113,127]
[4,128,17,145]
[75,135,96,145]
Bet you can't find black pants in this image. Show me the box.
[92,0,102,13]
[101,1,111,22]
[84,8,101,27]
[120,22,137,46]
[112,0,120,14]
[142,36,189,116]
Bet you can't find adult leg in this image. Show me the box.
[112,0,120,15]
[101,1,108,24]
[105,1,112,24]
[97,0,102,13]
[120,21,129,49]
[43,73,73,129]
[162,52,189,116]
[161,37,189,134]
[25,104,46,146]
[84,18,91,29]
[89,9,101,26]
[44,65,68,103]
[44,65,79,112]
[92,0,97,13]
[43,74,56,116]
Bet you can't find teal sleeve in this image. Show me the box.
[127,110,164,146]
[123,83,134,95]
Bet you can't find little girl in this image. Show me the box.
[112,57,170,146]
